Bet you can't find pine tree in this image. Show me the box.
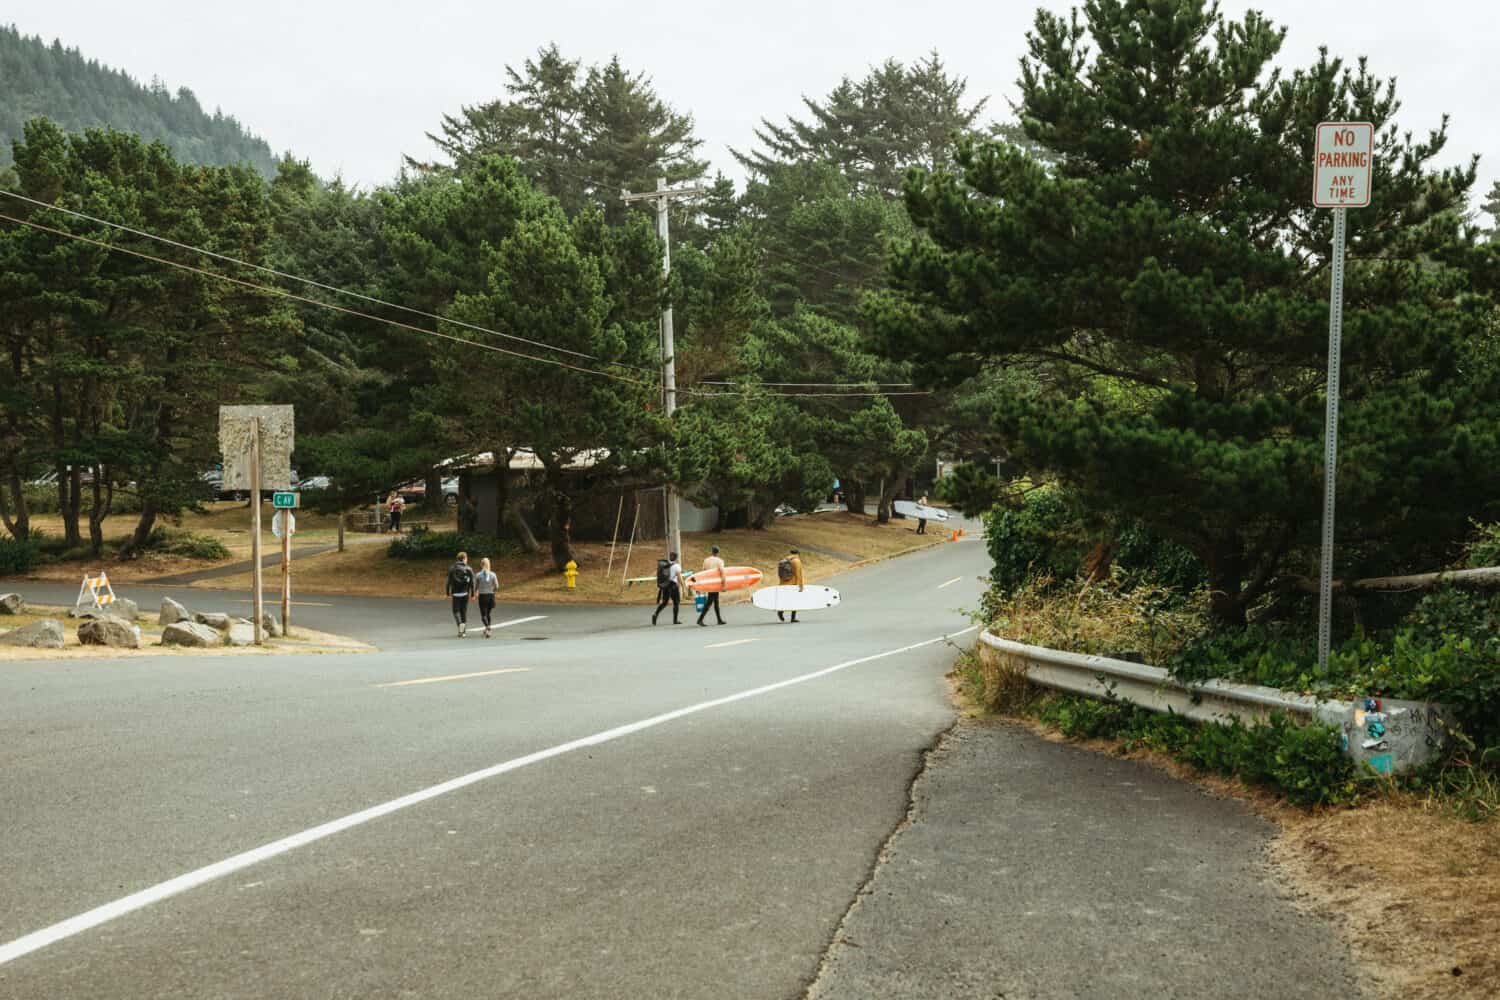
[868,0,1495,626]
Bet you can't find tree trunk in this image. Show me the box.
[843,479,866,516]
[542,461,575,571]
[62,465,82,548]
[750,502,772,530]
[117,501,159,561]
[0,470,28,540]
[494,454,540,554]
[423,466,444,514]
[875,477,901,524]
[1205,544,1248,628]
[87,467,112,557]
[715,506,728,532]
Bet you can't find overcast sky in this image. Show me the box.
[9,0,1498,210]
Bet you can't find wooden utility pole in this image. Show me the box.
[249,418,264,645]
[622,178,706,561]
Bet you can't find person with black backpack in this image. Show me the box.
[445,551,477,638]
[652,550,683,625]
[776,547,804,623]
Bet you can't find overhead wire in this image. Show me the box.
[0,188,662,378]
[0,211,925,399]
[0,210,668,393]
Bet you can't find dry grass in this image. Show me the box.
[987,575,1208,664]
[18,502,356,583]
[0,604,371,659]
[1272,800,1500,999]
[195,510,951,605]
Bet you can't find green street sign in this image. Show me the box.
[272,492,299,509]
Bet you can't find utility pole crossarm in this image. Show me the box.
[621,185,709,204]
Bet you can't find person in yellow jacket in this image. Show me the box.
[777,547,804,623]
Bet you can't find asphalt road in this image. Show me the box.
[0,536,1356,998]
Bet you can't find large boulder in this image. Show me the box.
[110,597,140,622]
[159,597,191,626]
[194,612,233,630]
[77,615,140,649]
[68,606,102,620]
[246,613,280,638]
[0,619,65,648]
[161,621,223,648]
[0,593,25,615]
[226,621,257,647]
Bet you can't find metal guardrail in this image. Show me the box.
[977,631,1450,775]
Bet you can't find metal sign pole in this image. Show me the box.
[281,513,291,636]
[249,418,265,646]
[1316,206,1347,673]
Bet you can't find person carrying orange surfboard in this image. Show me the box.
[696,546,727,627]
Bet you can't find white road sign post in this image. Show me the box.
[272,509,296,635]
[1312,122,1374,673]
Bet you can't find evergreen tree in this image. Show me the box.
[735,53,987,199]
[868,0,1494,626]
[0,25,279,178]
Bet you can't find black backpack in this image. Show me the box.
[656,558,672,587]
[777,557,794,582]
[448,563,472,592]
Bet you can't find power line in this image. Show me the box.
[0,201,929,401]
[0,188,661,377]
[0,210,667,394]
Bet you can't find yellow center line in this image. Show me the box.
[937,576,963,589]
[376,667,532,689]
[705,638,759,649]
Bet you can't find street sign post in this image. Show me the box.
[220,405,295,646]
[1312,123,1373,673]
[272,492,299,510]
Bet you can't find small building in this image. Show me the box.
[454,450,716,542]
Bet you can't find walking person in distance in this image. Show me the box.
[652,550,683,625]
[776,548,804,623]
[446,551,477,638]
[696,545,727,627]
[475,557,500,638]
[387,491,405,533]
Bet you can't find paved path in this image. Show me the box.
[808,721,1359,999]
[0,531,1358,998]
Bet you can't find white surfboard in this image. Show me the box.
[893,499,950,521]
[752,585,841,612]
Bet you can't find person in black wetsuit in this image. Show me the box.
[652,551,682,625]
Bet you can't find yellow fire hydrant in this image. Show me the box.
[564,559,578,590]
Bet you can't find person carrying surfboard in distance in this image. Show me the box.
[696,545,728,626]
[915,494,930,535]
[776,548,804,623]
[652,550,683,625]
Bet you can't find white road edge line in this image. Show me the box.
[493,615,547,629]
[705,638,758,649]
[376,667,532,688]
[937,577,963,589]
[0,625,978,967]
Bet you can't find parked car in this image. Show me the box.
[395,477,459,506]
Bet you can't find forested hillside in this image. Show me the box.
[0,24,278,177]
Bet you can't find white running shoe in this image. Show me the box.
[459,623,466,638]
[484,627,491,639]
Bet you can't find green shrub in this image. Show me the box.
[387,531,517,561]
[1466,521,1500,569]
[138,527,232,561]
[1031,691,1360,807]
[984,486,1088,596]
[0,535,39,575]
[1114,521,1207,593]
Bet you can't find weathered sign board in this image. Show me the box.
[219,405,294,491]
